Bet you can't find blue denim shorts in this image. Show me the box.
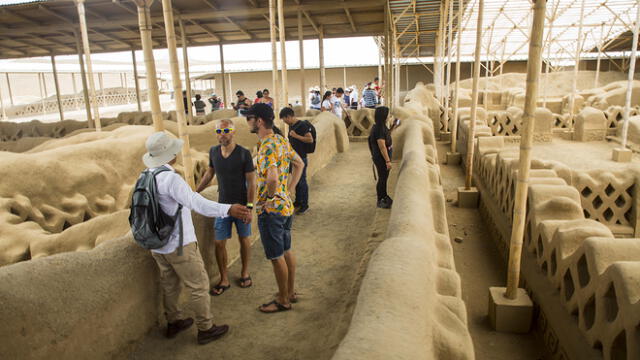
[214,216,252,240]
[257,213,293,260]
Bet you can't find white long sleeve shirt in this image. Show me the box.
[150,165,231,254]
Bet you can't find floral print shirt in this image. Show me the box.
[256,133,294,216]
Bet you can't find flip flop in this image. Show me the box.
[289,292,299,304]
[259,300,292,313]
[238,276,252,288]
[209,284,231,296]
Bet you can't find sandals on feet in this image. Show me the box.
[238,276,252,288]
[209,284,230,296]
[259,300,292,313]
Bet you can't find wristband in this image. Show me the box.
[246,202,254,209]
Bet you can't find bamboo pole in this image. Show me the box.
[51,55,65,122]
[38,73,46,118]
[434,1,444,102]
[277,0,288,109]
[451,0,463,153]
[443,0,454,132]
[75,0,101,131]
[74,37,93,127]
[179,18,194,125]
[298,12,306,110]
[99,73,105,106]
[135,1,163,131]
[568,0,586,128]
[594,22,605,88]
[219,44,228,109]
[0,81,6,121]
[405,64,409,91]
[463,0,483,189]
[484,22,495,111]
[505,0,547,300]
[131,49,142,112]
[377,37,383,88]
[619,4,640,150]
[5,73,13,106]
[343,67,347,89]
[160,0,195,189]
[71,73,79,110]
[42,72,49,102]
[269,0,280,110]
[319,25,326,91]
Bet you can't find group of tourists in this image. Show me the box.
[131,101,316,345]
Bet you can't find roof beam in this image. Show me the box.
[202,0,253,39]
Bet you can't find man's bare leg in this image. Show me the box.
[212,239,230,294]
[259,257,291,311]
[284,250,296,300]
[239,236,252,285]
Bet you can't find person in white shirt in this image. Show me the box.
[320,90,333,112]
[331,87,347,119]
[141,131,250,345]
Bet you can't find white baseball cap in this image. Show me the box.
[142,132,184,168]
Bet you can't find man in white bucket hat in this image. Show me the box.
[142,131,250,345]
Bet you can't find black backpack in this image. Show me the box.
[129,166,185,255]
[293,120,317,154]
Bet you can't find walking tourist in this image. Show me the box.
[195,119,256,295]
[208,93,221,111]
[139,132,250,344]
[363,83,377,109]
[244,103,305,313]
[233,90,252,116]
[194,94,206,116]
[280,107,315,214]
[321,91,333,112]
[368,106,400,209]
[310,88,321,110]
[349,86,359,109]
[331,87,346,120]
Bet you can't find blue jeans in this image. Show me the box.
[257,213,292,260]
[214,216,252,240]
[295,157,309,207]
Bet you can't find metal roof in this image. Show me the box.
[0,0,385,59]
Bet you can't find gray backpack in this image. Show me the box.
[129,166,185,255]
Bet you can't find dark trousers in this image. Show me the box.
[295,157,309,207]
[373,157,389,201]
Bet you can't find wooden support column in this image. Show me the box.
[505,0,547,300]
[131,49,142,112]
[51,55,65,122]
[98,73,105,106]
[135,0,163,131]
[618,4,640,152]
[71,73,80,110]
[179,18,193,124]
[443,0,454,132]
[450,0,464,154]
[463,0,483,189]
[5,73,14,106]
[319,25,326,91]
[269,0,280,110]
[160,0,195,188]
[38,73,46,118]
[568,0,586,127]
[219,44,228,109]
[75,0,101,131]
[594,23,605,88]
[277,0,288,109]
[434,1,444,101]
[298,11,306,109]
[0,81,6,120]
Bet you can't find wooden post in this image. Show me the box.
[75,0,101,131]
[568,0,586,127]
[594,22,605,88]
[319,25,326,91]
[5,73,14,106]
[505,0,547,300]
[0,80,6,121]
[405,64,409,91]
[269,0,280,110]
[277,0,288,109]
[38,73,46,118]
[484,23,495,111]
[434,1,444,102]
[51,55,65,122]
[135,0,163,131]
[131,49,142,112]
[443,0,454,132]
[464,0,483,189]
[71,73,80,110]
[160,0,195,188]
[179,18,194,125]
[619,4,640,150]
[377,37,383,88]
[451,0,463,153]
[219,44,228,109]
[98,73,105,106]
[298,11,306,110]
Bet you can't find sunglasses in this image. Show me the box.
[215,128,234,134]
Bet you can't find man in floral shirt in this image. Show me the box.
[245,103,305,313]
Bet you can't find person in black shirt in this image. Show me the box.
[280,107,313,214]
[368,106,399,208]
[196,119,256,294]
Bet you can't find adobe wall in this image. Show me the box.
[0,111,348,359]
[333,84,474,360]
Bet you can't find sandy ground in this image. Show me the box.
[437,141,544,360]
[124,143,388,360]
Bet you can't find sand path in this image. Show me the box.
[125,142,383,360]
[437,142,544,359]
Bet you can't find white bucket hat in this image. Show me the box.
[142,132,184,168]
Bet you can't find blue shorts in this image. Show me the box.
[257,213,292,260]
[214,216,252,240]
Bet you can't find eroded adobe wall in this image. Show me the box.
[333,84,474,360]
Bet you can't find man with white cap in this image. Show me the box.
[142,131,250,345]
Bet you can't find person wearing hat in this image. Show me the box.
[142,131,250,344]
[208,93,221,112]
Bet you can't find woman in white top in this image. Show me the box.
[321,91,333,112]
